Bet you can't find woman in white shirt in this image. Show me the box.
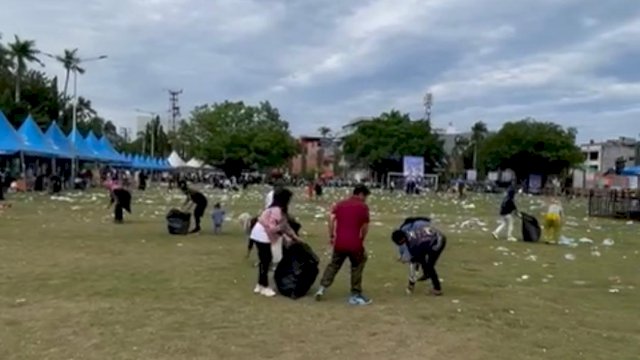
[250,188,299,297]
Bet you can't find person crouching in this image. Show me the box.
[106,180,132,223]
[391,220,447,296]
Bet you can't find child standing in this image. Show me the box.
[543,198,564,244]
[211,203,225,234]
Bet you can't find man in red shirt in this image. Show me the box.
[315,184,372,305]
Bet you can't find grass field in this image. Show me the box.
[1,186,638,360]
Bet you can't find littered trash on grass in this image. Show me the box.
[51,196,74,202]
[602,239,615,246]
[578,238,594,244]
[564,253,576,261]
[559,236,578,248]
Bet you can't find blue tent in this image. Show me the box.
[68,128,99,160]
[85,131,115,162]
[621,166,640,176]
[17,115,62,157]
[98,136,130,165]
[0,111,25,155]
[45,121,76,158]
[143,156,153,169]
[132,154,143,169]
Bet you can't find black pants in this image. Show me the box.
[253,240,272,287]
[114,204,124,222]
[415,239,446,291]
[193,203,207,231]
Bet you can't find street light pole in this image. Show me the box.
[44,52,107,180]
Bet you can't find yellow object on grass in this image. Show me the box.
[543,213,562,244]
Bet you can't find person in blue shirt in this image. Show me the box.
[211,203,225,234]
[392,217,447,296]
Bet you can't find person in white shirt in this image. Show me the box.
[250,189,299,297]
[265,189,274,210]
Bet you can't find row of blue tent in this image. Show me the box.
[0,111,172,171]
[621,166,640,176]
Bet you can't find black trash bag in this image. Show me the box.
[274,241,319,299]
[113,189,132,213]
[521,212,541,242]
[166,208,191,235]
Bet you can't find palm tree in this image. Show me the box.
[470,121,488,169]
[7,35,44,103]
[0,34,12,71]
[54,48,84,101]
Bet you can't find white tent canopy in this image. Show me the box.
[186,158,204,168]
[167,151,186,168]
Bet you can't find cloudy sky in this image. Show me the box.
[2,0,640,142]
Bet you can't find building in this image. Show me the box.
[136,115,152,135]
[289,136,338,177]
[580,137,637,172]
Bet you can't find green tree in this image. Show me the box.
[458,121,489,171]
[186,100,298,176]
[53,48,84,102]
[7,35,44,103]
[342,110,444,179]
[478,118,583,181]
[0,34,13,71]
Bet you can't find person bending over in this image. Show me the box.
[106,180,132,223]
[179,180,208,234]
[392,218,447,296]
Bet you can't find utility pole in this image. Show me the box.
[423,92,433,122]
[167,89,183,132]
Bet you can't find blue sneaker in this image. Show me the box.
[348,294,372,306]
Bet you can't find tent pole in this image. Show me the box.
[20,151,25,178]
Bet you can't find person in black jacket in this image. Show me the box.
[107,183,132,223]
[179,180,208,234]
[492,186,518,241]
[392,218,446,296]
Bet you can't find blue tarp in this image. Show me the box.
[0,111,25,155]
[68,128,100,160]
[98,136,130,165]
[123,154,170,170]
[621,166,640,176]
[85,131,116,162]
[45,121,76,158]
[17,115,62,157]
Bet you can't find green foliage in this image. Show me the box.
[185,101,299,176]
[342,110,444,176]
[478,118,583,180]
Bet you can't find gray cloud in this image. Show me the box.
[2,0,639,142]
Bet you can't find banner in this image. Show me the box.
[528,174,542,194]
[403,156,424,178]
